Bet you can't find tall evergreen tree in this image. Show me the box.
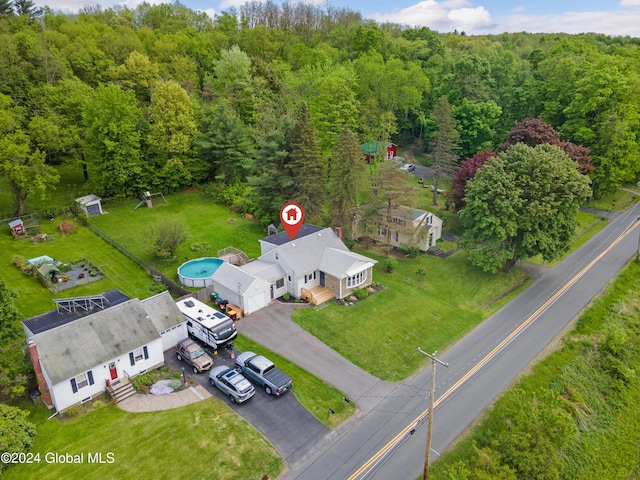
[251,113,295,223]
[328,126,366,239]
[288,103,326,221]
[429,96,460,205]
[197,101,255,185]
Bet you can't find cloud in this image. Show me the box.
[484,10,640,36]
[620,0,640,6]
[370,0,492,32]
[513,6,525,13]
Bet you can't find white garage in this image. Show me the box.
[211,262,271,315]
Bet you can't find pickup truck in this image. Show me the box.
[235,351,293,396]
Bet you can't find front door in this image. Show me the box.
[108,362,118,380]
[320,271,325,287]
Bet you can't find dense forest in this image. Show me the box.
[1,1,640,226]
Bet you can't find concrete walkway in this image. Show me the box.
[235,302,394,415]
[118,385,211,413]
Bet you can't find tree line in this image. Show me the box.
[1,1,639,258]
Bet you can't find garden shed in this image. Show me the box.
[37,263,62,288]
[8,218,25,237]
[76,194,103,216]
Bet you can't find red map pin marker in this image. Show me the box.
[280,202,305,240]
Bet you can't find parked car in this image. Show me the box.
[175,338,214,373]
[235,351,293,396]
[400,163,416,172]
[209,366,255,403]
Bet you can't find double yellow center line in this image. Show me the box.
[349,219,640,480]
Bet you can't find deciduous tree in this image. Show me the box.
[0,404,36,473]
[449,150,496,212]
[82,84,144,198]
[460,144,591,273]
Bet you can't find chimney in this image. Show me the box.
[334,227,343,240]
[27,339,53,409]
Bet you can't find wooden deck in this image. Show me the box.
[301,286,335,306]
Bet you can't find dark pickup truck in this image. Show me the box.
[235,351,293,396]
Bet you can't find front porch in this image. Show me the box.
[301,286,335,306]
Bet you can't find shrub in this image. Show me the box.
[344,238,356,249]
[384,258,399,273]
[12,255,36,277]
[282,293,290,301]
[58,221,76,235]
[131,373,155,389]
[169,379,182,390]
[189,242,212,252]
[353,288,369,300]
[63,404,84,418]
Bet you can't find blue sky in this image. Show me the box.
[39,0,640,36]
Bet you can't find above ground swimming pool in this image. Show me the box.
[177,257,224,288]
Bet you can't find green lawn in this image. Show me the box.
[235,336,356,428]
[89,191,265,280]
[294,248,530,381]
[0,218,155,319]
[3,399,283,480]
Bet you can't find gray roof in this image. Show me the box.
[241,260,286,282]
[319,247,377,278]
[141,291,185,333]
[261,227,348,275]
[32,299,159,385]
[212,262,270,294]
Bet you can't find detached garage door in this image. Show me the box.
[159,323,187,351]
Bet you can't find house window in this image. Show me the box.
[129,346,149,366]
[275,278,284,289]
[275,252,279,260]
[392,231,399,242]
[134,348,144,362]
[70,371,94,393]
[347,270,367,288]
[378,226,386,236]
[287,275,292,282]
[76,372,89,389]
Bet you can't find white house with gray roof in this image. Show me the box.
[23,290,184,412]
[210,224,377,310]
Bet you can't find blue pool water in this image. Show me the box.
[178,258,223,278]
[178,258,224,287]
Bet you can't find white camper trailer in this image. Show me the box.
[176,297,237,351]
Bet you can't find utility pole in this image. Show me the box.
[418,347,449,480]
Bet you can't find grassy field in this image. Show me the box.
[294,248,530,381]
[235,336,356,428]
[89,191,265,279]
[3,398,283,480]
[430,260,640,479]
[0,217,155,319]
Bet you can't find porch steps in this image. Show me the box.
[108,377,136,403]
[302,286,335,306]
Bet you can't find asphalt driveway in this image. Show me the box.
[164,347,329,465]
[235,302,394,416]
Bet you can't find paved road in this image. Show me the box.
[283,202,640,479]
